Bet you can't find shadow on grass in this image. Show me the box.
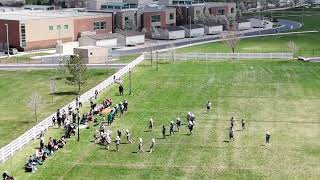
[132,151,138,153]
[236,129,244,132]
[222,140,230,143]
[260,144,266,147]
[52,91,78,96]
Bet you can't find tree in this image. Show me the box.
[27,91,42,122]
[288,41,299,57]
[50,78,57,103]
[168,43,176,61]
[65,55,87,94]
[222,24,241,53]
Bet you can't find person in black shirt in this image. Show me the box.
[119,85,124,96]
[162,125,166,139]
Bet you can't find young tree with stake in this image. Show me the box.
[222,24,241,54]
[27,91,42,122]
[50,78,57,103]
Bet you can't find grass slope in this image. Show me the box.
[177,11,320,57]
[0,69,113,148]
[1,60,319,179]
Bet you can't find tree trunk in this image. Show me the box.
[35,109,37,122]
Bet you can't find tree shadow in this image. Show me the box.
[52,91,78,96]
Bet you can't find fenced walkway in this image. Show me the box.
[146,52,293,61]
[0,54,145,163]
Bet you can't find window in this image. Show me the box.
[218,9,225,15]
[21,24,26,48]
[94,22,107,30]
[49,26,53,30]
[170,13,174,20]
[64,25,69,30]
[57,25,61,30]
[125,17,129,21]
[151,15,161,22]
[231,8,235,13]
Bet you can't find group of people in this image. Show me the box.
[26,136,67,172]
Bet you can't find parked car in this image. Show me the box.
[4,48,18,55]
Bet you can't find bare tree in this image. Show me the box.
[27,91,42,122]
[222,25,241,53]
[169,43,176,61]
[288,41,299,57]
[50,78,57,103]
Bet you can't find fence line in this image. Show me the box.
[0,54,145,163]
[145,52,293,60]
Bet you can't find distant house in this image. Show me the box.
[237,19,251,30]
[181,24,204,37]
[199,23,223,35]
[23,5,55,11]
[117,31,145,46]
[79,34,118,48]
[155,26,185,40]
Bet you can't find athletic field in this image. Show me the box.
[1,60,320,179]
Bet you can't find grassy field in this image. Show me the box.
[177,10,320,57]
[1,59,319,179]
[0,69,114,148]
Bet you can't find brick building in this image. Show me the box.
[0,10,112,51]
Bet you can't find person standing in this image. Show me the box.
[138,138,144,152]
[149,118,154,131]
[119,84,124,96]
[52,116,56,127]
[126,129,132,144]
[206,100,212,113]
[176,118,181,132]
[116,135,120,151]
[266,131,271,145]
[117,130,122,144]
[170,121,175,135]
[188,120,194,135]
[123,99,128,111]
[95,89,98,99]
[162,125,166,139]
[229,126,234,141]
[241,119,246,130]
[149,138,155,153]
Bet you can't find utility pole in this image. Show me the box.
[5,24,9,58]
[302,5,304,25]
[129,68,132,95]
[77,113,80,141]
[258,10,261,35]
[189,16,192,44]
[156,50,159,71]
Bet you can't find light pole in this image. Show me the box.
[129,68,132,95]
[5,24,9,57]
[258,10,261,35]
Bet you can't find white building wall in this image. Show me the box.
[168,30,185,39]
[238,22,251,30]
[125,35,145,46]
[96,38,118,48]
[190,28,204,37]
[207,25,223,34]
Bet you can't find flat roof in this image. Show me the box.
[165,26,185,31]
[181,24,204,29]
[75,46,107,50]
[0,10,111,21]
[118,31,145,36]
[86,33,118,40]
[139,4,175,12]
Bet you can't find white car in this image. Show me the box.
[297,56,310,62]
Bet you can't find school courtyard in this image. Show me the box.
[1,59,319,179]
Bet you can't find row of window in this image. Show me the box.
[94,22,107,30]
[21,24,26,48]
[49,25,69,31]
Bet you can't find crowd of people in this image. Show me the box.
[25,136,67,172]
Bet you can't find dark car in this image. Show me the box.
[4,48,18,55]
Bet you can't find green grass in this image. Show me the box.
[116,54,141,64]
[0,69,114,148]
[0,53,51,64]
[1,59,320,179]
[177,10,320,57]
